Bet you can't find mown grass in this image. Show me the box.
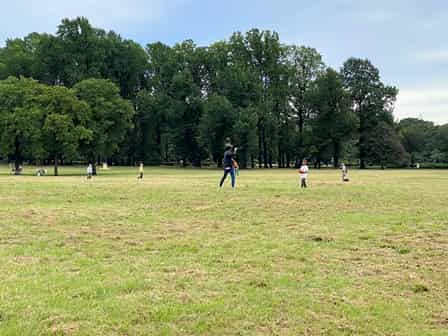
[0,166,447,335]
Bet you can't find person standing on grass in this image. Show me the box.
[87,163,93,179]
[219,145,237,190]
[138,162,144,180]
[341,163,349,182]
[299,159,309,188]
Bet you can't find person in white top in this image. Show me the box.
[138,162,144,180]
[299,159,309,188]
[87,163,93,179]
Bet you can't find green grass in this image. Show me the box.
[0,166,447,335]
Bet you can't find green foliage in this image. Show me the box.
[199,95,236,165]
[38,85,92,175]
[341,58,400,168]
[73,78,134,163]
[308,68,357,166]
[0,77,45,170]
[366,121,410,167]
[2,17,448,169]
[398,118,437,164]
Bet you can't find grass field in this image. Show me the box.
[0,166,447,335]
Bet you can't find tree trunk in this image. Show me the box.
[299,107,304,135]
[14,159,21,175]
[258,129,263,168]
[263,129,268,168]
[14,136,22,175]
[54,154,59,176]
[360,159,366,169]
[333,140,340,168]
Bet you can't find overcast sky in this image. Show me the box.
[1,0,447,124]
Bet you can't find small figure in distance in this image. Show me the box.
[219,145,237,190]
[36,167,47,176]
[11,165,23,175]
[138,162,144,180]
[299,159,309,188]
[87,163,93,179]
[341,163,349,182]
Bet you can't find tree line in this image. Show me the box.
[1,17,447,174]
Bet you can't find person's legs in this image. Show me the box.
[219,168,230,187]
[230,168,236,188]
[301,177,306,188]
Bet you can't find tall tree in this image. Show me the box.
[341,58,398,168]
[102,32,148,99]
[0,77,45,172]
[135,90,173,164]
[399,118,436,164]
[366,121,409,168]
[308,68,357,167]
[199,94,236,165]
[0,34,42,79]
[287,46,325,160]
[234,106,259,168]
[56,17,107,86]
[73,79,134,172]
[38,85,91,175]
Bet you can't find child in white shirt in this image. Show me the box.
[138,162,144,180]
[87,164,93,179]
[299,159,309,188]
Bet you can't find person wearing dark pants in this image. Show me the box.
[219,145,237,190]
[219,166,236,188]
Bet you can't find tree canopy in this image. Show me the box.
[0,17,447,172]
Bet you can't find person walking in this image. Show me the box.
[219,145,237,190]
[138,162,144,180]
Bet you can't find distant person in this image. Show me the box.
[219,145,237,190]
[299,159,309,188]
[341,163,349,182]
[87,163,93,179]
[36,168,47,176]
[138,162,144,180]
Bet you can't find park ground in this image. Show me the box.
[0,166,447,335]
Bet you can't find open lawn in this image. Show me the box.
[0,167,447,335]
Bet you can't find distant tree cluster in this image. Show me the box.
[1,17,447,173]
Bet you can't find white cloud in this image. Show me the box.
[414,50,448,63]
[395,88,448,124]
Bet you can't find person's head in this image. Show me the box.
[302,159,308,165]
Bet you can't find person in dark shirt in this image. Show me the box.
[219,145,237,189]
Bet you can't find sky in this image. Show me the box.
[1,0,448,124]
